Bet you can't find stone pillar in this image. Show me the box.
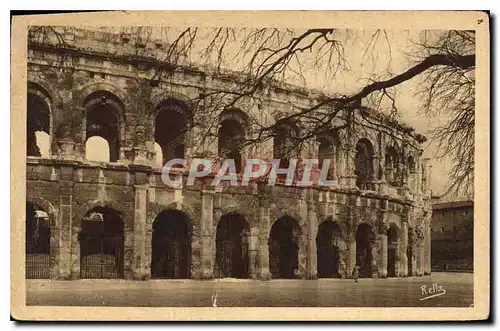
[306,204,318,279]
[200,190,214,279]
[258,204,271,280]
[133,125,149,166]
[132,184,148,280]
[340,145,356,188]
[370,237,379,278]
[59,178,74,280]
[337,147,346,185]
[337,239,348,278]
[59,138,77,161]
[377,234,388,278]
[378,134,387,195]
[345,237,356,278]
[416,241,425,276]
[400,222,408,276]
[248,225,259,279]
[393,240,401,277]
[372,155,380,191]
[424,221,432,275]
[372,155,380,181]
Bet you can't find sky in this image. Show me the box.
[34,27,459,197]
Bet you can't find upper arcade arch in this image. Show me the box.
[218,108,249,174]
[317,131,340,181]
[154,99,192,165]
[83,91,126,162]
[75,82,131,110]
[27,83,52,157]
[355,138,375,190]
[407,155,416,172]
[27,75,63,110]
[273,119,300,159]
[385,145,401,186]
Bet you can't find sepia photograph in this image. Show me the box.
[10,10,489,321]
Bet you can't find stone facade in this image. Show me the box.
[25,27,432,280]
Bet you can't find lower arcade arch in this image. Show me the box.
[151,210,192,279]
[79,207,124,279]
[214,213,250,278]
[387,226,399,277]
[268,216,301,279]
[355,223,375,278]
[25,202,51,279]
[316,220,342,278]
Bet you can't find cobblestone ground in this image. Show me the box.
[26,272,473,307]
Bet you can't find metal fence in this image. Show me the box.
[26,254,50,279]
[80,237,123,279]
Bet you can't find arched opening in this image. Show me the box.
[25,202,50,279]
[35,131,50,157]
[355,139,374,190]
[153,142,163,169]
[218,110,247,174]
[385,146,400,186]
[85,136,110,162]
[155,100,191,166]
[215,213,250,278]
[27,92,50,157]
[273,120,299,182]
[151,210,191,279]
[407,155,416,190]
[407,156,416,172]
[387,226,398,277]
[407,228,414,276]
[80,206,124,279]
[317,133,339,182]
[356,223,375,278]
[269,216,300,279]
[84,91,123,162]
[316,220,342,278]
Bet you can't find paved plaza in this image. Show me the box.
[26,272,473,307]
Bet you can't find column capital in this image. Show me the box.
[134,184,149,191]
[201,189,216,196]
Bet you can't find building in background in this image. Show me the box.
[431,200,474,272]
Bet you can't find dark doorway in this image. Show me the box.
[151,210,191,279]
[25,202,51,279]
[269,216,300,279]
[387,226,398,277]
[407,228,413,276]
[316,221,342,278]
[356,223,375,278]
[80,207,124,279]
[215,213,249,278]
